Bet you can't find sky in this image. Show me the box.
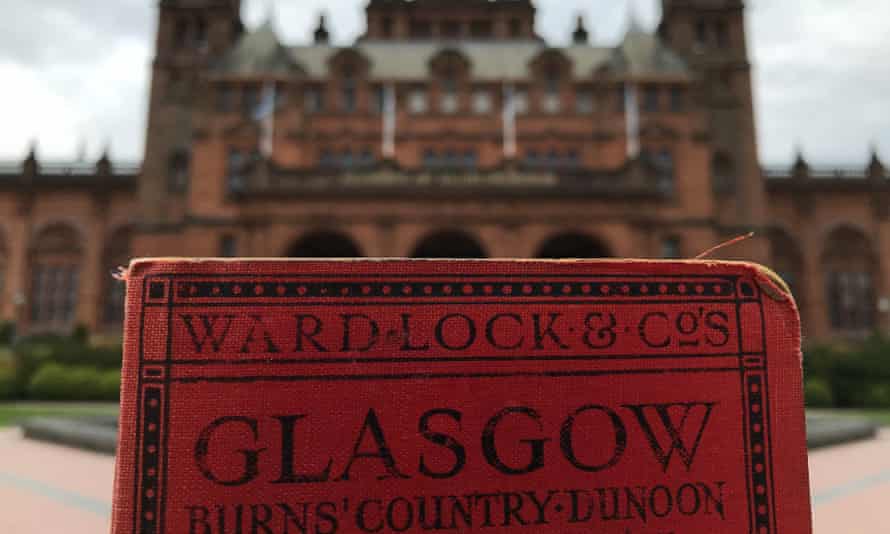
[0,0,888,167]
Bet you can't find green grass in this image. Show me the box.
[0,402,118,427]
[809,409,890,427]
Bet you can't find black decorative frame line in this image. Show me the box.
[132,272,775,534]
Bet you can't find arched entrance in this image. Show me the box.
[286,231,363,258]
[411,230,487,258]
[536,232,611,259]
[29,223,83,331]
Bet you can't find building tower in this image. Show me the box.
[659,0,768,260]
[140,0,243,225]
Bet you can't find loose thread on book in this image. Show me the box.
[695,232,755,260]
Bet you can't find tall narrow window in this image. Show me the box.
[220,234,237,258]
[509,19,522,38]
[576,89,594,114]
[670,87,684,112]
[174,19,189,50]
[440,69,459,114]
[824,227,876,333]
[242,85,259,116]
[472,89,492,114]
[643,86,659,112]
[695,19,708,47]
[102,228,131,327]
[715,20,729,48]
[29,224,82,330]
[340,66,357,113]
[195,18,208,49]
[167,149,190,193]
[543,68,561,114]
[372,85,386,114]
[304,87,324,114]
[381,17,394,38]
[513,89,529,115]
[226,149,246,193]
[409,88,429,114]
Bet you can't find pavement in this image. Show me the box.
[1,427,889,533]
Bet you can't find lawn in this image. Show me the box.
[809,409,890,427]
[0,402,119,427]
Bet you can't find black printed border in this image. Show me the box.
[133,273,774,534]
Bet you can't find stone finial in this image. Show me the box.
[96,143,112,176]
[792,146,809,180]
[573,15,590,45]
[23,140,39,178]
[314,13,330,44]
[867,144,885,180]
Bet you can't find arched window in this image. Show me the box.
[412,231,487,259]
[167,149,190,192]
[543,66,561,114]
[823,227,876,333]
[29,224,83,330]
[536,233,611,259]
[287,231,363,258]
[712,152,735,193]
[103,228,131,327]
[340,64,357,113]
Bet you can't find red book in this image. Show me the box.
[112,259,812,534]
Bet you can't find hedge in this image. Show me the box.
[27,364,121,402]
[804,335,890,409]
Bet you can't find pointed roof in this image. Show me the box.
[314,13,330,44]
[613,19,688,76]
[215,18,301,76]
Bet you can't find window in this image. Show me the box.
[440,76,459,114]
[304,87,324,113]
[655,149,675,192]
[409,88,429,114]
[220,235,237,258]
[382,17,394,38]
[341,85,356,113]
[470,20,493,39]
[102,228,131,327]
[543,69,561,114]
[670,87,684,112]
[242,85,259,116]
[29,224,82,330]
[643,86,659,112]
[442,20,460,39]
[824,227,876,333]
[695,19,708,46]
[174,19,189,49]
[617,86,626,112]
[472,89,492,114]
[513,89,529,115]
[576,90,595,114]
[226,149,247,193]
[661,236,682,259]
[712,152,735,193]
[423,148,477,170]
[715,21,729,48]
[195,18,208,49]
[827,272,874,332]
[319,148,375,169]
[217,85,236,112]
[372,86,386,114]
[410,21,432,38]
[509,19,522,38]
[167,150,190,193]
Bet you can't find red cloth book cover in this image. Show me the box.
[111,259,812,534]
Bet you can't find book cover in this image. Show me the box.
[111,259,812,533]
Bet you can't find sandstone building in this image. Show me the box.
[0,0,886,341]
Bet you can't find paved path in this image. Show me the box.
[1,427,889,532]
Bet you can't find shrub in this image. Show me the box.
[0,321,15,345]
[0,367,15,400]
[804,378,834,408]
[858,383,890,409]
[27,364,121,401]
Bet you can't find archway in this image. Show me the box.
[411,230,487,259]
[822,226,877,333]
[286,231,363,258]
[535,232,611,259]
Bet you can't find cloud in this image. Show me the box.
[0,0,888,167]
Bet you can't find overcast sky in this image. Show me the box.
[0,0,888,166]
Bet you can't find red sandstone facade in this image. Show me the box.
[0,0,886,341]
